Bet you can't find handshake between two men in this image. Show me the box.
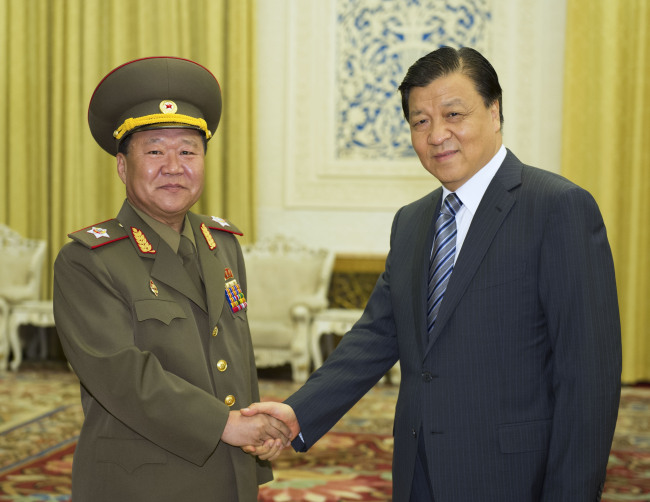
[221,401,299,461]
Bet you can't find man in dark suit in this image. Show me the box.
[243,46,622,501]
[53,57,289,501]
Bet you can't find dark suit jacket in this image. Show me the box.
[286,150,621,501]
[53,201,270,502]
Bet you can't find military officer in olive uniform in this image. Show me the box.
[53,57,289,501]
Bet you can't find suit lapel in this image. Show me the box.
[425,152,522,353]
[412,188,443,356]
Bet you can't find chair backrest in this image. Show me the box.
[0,224,47,303]
[242,235,335,321]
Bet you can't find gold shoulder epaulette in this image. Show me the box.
[198,215,243,236]
[68,219,129,249]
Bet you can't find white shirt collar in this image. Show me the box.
[442,144,507,215]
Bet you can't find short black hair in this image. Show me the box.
[398,46,503,128]
[117,129,209,156]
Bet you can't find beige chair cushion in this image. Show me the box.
[0,250,34,285]
[245,255,323,322]
[0,226,47,302]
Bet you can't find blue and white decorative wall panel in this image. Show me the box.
[281,0,493,209]
[281,0,496,209]
[336,0,491,160]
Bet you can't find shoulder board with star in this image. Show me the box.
[197,215,243,236]
[68,219,129,249]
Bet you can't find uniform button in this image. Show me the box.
[217,359,227,372]
[224,395,235,407]
[212,326,219,337]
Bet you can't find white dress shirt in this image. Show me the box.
[439,144,507,263]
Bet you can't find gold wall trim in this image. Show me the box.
[328,254,386,309]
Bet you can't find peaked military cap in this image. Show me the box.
[88,56,222,156]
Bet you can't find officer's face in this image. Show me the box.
[407,72,501,191]
[117,128,205,231]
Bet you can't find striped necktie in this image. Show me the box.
[427,193,462,334]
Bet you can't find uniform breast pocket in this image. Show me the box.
[134,299,187,325]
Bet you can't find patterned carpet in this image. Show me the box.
[0,365,649,501]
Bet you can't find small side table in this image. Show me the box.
[7,300,55,371]
[311,308,400,384]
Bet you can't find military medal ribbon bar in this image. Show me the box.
[224,268,247,312]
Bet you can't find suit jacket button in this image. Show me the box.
[412,428,417,438]
[421,371,433,382]
[217,359,228,372]
[224,395,235,407]
[212,326,219,337]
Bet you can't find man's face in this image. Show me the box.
[407,71,502,191]
[117,128,205,230]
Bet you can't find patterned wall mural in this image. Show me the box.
[336,0,491,160]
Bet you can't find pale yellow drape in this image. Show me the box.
[562,0,650,383]
[0,0,257,299]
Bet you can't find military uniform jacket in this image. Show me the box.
[53,201,271,502]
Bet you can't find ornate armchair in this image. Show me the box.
[242,235,335,382]
[0,297,7,370]
[0,224,49,370]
